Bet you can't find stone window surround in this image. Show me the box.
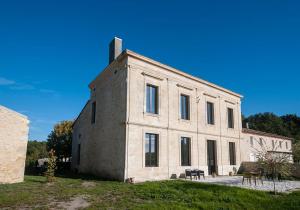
[143,74,162,117]
[178,134,193,167]
[142,129,161,168]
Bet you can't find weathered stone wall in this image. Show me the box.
[0,105,29,184]
[241,132,293,163]
[72,57,128,180]
[73,49,293,182]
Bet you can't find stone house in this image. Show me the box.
[241,128,293,162]
[72,38,293,182]
[0,105,29,184]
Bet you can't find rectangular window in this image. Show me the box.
[91,101,96,124]
[146,84,158,114]
[181,137,191,166]
[229,142,236,165]
[207,102,215,125]
[286,141,288,149]
[145,133,158,167]
[77,144,81,165]
[259,138,263,146]
[279,141,282,148]
[272,140,275,149]
[250,136,254,146]
[180,94,190,120]
[227,108,234,128]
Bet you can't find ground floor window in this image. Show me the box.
[229,142,236,165]
[77,144,81,165]
[181,137,191,166]
[145,133,159,167]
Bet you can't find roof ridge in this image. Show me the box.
[242,128,293,140]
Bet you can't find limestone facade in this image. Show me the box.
[0,105,29,184]
[241,128,293,162]
[72,41,293,182]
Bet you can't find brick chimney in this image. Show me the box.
[109,37,122,64]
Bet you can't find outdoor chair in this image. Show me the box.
[195,169,205,180]
[242,172,252,185]
[250,171,263,186]
[185,169,198,180]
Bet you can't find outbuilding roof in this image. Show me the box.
[242,128,293,140]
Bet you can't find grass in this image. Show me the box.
[0,175,300,209]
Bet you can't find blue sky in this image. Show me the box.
[0,0,299,140]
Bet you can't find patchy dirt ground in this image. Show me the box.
[54,196,90,210]
[81,181,96,188]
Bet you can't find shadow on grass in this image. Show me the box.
[54,171,119,182]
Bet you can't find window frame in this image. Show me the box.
[250,136,254,146]
[206,101,215,125]
[229,142,236,165]
[91,101,96,124]
[259,138,263,146]
[227,107,234,129]
[279,141,282,148]
[145,133,159,167]
[77,144,81,165]
[180,137,191,166]
[146,84,159,115]
[180,94,190,120]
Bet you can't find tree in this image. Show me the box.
[26,140,48,167]
[243,113,300,154]
[44,149,57,182]
[243,113,288,137]
[47,120,73,161]
[256,143,293,194]
[293,142,300,163]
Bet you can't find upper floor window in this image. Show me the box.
[250,136,254,146]
[146,84,158,114]
[279,141,282,148]
[145,133,159,167]
[180,94,190,120]
[181,137,191,166]
[207,102,215,125]
[272,140,275,149]
[91,101,96,124]
[286,141,288,149]
[259,138,263,146]
[227,108,234,128]
[229,142,236,165]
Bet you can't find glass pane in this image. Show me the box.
[146,86,150,113]
[207,102,214,124]
[228,108,234,128]
[145,134,150,166]
[145,133,158,167]
[181,137,190,166]
[146,85,158,114]
[181,95,189,120]
[229,142,236,165]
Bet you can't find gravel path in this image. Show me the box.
[193,176,300,193]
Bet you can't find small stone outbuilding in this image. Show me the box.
[0,105,29,184]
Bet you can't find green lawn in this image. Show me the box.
[0,175,300,210]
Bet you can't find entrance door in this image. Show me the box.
[207,140,217,175]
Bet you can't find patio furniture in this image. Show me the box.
[250,171,262,186]
[194,169,205,180]
[185,169,205,180]
[242,172,252,185]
